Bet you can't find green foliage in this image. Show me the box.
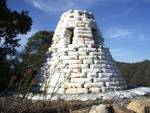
[23,31,54,74]
[0,53,26,92]
[0,0,32,55]
[0,56,11,91]
[0,0,32,91]
[116,60,150,87]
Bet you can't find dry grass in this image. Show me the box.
[0,97,95,113]
[1,96,149,113]
[0,97,67,113]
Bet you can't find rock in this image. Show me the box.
[127,100,150,113]
[89,104,110,113]
[113,104,135,113]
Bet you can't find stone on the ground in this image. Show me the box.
[127,100,150,113]
[113,104,135,113]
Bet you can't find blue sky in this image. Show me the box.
[7,0,150,62]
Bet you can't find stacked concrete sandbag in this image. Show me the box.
[40,10,127,96]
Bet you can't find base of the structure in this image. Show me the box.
[29,87,150,101]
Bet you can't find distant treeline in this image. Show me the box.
[116,60,150,87]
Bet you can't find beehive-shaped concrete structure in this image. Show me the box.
[41,10,126,96]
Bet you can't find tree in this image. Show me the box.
[116,60,150,87]
[0,0,32,91]
[0,0,32,56]
[23,31,54,76]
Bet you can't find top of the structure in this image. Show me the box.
[60,9,95,20]
[63,9,93,14]
[51,9,104,49]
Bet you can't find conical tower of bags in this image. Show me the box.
[41,10,126,96]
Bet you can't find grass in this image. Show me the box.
[0,96,95,113]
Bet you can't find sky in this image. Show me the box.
[7,0,150,63]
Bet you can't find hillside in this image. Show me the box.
[116,60,150,87]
